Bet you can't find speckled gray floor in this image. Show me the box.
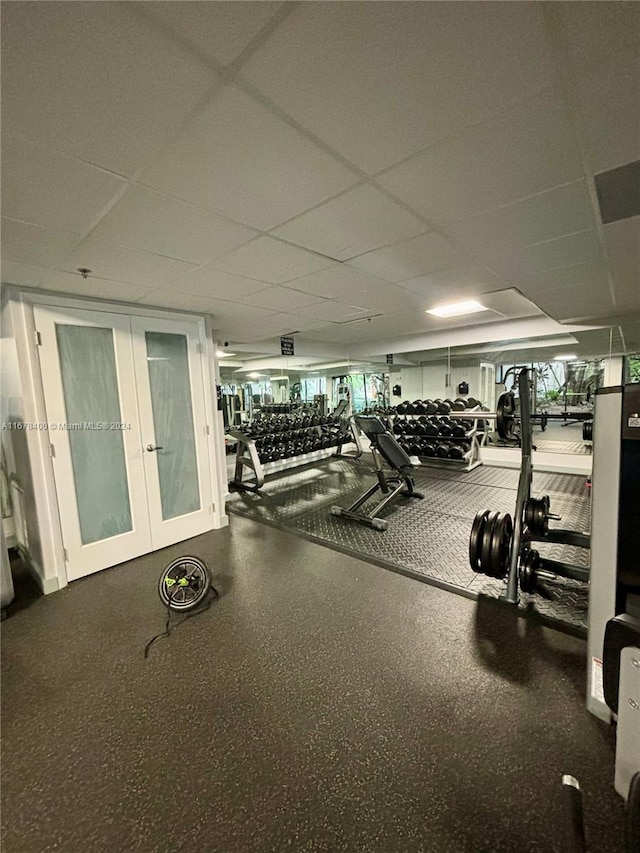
[1,518,624,853]
[228,457,591,633]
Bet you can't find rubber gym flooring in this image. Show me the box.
[227,455,591,634]
[1,515,624,852]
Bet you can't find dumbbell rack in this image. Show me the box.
[388,405,484,473]
[228,416,362,493]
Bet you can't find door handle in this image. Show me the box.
[146,444,164,452]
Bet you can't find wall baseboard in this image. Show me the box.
[15,545,59,595]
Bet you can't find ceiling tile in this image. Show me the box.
[1,218,81,268]
[290,301,370,323]
[571,53,640,173]
[444,181,596,259]
[479,289,544,319]
[515,262,616,321]
[140,85,359,230]
[166,267,267,300]
[1,137,126,233]
[550,1,640,77]
[347,232,470,282]
[483,229,604,280]
[241,2,556,173]
[244,286,326,312]
[398,264,506,304]
[272,185,425,260]
[140,1,284,65]
[533,287,616,323]
[603,216,640,303]
[285,265,384,301]
[1,261,53,289]
[60,237,198,287]
[210,236,333,283]
[377,88,584,226]
[91,187,256,265]
[44,271,153,304]
[1,2,217,176]
[138,289,276,319]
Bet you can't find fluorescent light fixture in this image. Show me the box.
[426,299,488,318]
[216,350,236,358]
[554,354,578,361]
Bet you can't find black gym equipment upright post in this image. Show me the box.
[503,368,533,603]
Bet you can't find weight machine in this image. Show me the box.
[468,368,590,601]
[562,382,640,853]
[330,415,423,531]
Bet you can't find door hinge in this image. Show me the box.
[35,330,42,346]
[206,424,210,435]
[63,547,68,562]
[211,503,215,514]
[49,443,56,458]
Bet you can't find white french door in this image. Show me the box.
[34,306,213,581]
[130,315,212,550]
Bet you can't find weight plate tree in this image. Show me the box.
[468,367,590,602]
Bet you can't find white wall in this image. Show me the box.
[1,292,47,581]
[390,360,488,404]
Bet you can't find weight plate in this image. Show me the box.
[469,510,490,573]
[488,512,513,580]
[496,392,516,440]
[519,549,540,594]
[479,510,500,576]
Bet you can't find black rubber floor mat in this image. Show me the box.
[227,457,591,633]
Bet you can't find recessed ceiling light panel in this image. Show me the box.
[425,299,488,318]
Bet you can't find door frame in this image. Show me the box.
[5,286,228,593]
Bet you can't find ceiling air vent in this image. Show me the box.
[594,159,640,224]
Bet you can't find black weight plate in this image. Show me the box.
[488,512,513,580]
[496,392,516,440]
[425,400,438,415]
[448,445,465,460]
[435,442,451,458]
[469,510,490,573]
[480,511,500,576]
[519,549,540,594]
[421,442,436,457]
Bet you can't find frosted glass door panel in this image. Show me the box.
[145,332,200,520]
[56,325,132,543]
[34,305,152,581]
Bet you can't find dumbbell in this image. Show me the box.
[438,422,454,437]
[409,441,422,456]
[448,445,465,460]
[393,421,404,435]
[451,423,467,438]
[396,401,409,415]
[421,441,436,457]
[435,399,451,414]
[424,400,438,415]
[435,441,452,458]
[423,422,439,437]
[451,399,467,412]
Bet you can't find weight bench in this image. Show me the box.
[330,415,423,531]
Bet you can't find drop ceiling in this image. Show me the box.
[1,0,639,371]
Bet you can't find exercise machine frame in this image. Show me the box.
[330,415,423,531]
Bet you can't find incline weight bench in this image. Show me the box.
[330,415,423,531]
